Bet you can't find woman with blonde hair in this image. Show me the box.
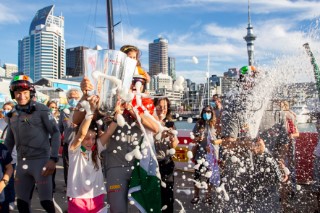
[279,100,299,211]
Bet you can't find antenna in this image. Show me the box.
[248,0,251,26]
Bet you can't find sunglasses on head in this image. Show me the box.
[122,46,138,53]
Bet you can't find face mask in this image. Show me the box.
[2,110,11,117]
[211,102,216,108]
[68,99,78,108]
[202,112,212,121]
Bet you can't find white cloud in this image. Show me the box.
[204,23,244,41]
[0,3,20,24]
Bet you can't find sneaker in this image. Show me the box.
[190,197,200,204]
[9,202,15,210]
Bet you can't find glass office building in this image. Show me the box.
[18,5,65,81]
[149,37,168,76]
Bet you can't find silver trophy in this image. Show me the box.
[84,49,137,116]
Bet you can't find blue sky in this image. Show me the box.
[1,0,320,83]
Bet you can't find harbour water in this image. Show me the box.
[174,120,195,131]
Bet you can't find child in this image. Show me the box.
[67,95,116,213]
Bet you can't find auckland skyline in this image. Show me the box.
[0,0,320,83]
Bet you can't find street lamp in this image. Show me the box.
[206,71,210,106]
[206,53,210,106]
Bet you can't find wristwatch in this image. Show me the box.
[50,157,59,163]
[1,179,8,186]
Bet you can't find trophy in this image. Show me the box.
[84,49,137,116]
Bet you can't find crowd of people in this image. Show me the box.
[0,45,319,213]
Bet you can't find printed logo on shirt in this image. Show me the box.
[109,184,121,190]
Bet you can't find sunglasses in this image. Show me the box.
[156,106,168,111]
[204,110,212,113]
[132,78,146,85]
[10,82,32,91]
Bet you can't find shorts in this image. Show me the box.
[68,194,104,213]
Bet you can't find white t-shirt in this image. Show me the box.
[67,138,106,198]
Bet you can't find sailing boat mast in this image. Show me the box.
[106,0,115,49]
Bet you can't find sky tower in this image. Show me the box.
[244,0,256,66]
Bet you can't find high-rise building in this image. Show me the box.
[168,56,176,81]
[209,74,222,96]
[66,46,89,77]
[149,37,168,76]
[3,63,18,77]
[222,68,238,94]
[18,5,65,82]
[151,73,173,91]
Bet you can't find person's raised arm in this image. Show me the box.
[139,113,159,133]
[73,77,95,126]
[99,100,121,147]
[70,95,99,151]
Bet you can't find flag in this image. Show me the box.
[128,130,162,213]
